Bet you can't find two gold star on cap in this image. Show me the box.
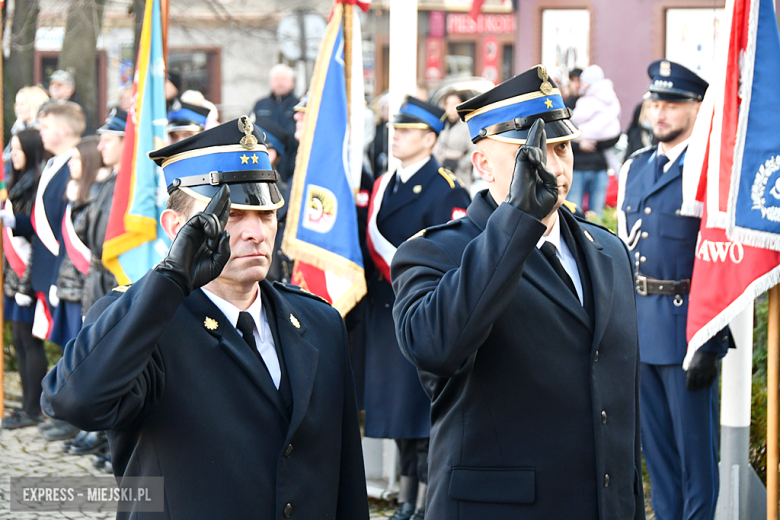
[240,154,260,164]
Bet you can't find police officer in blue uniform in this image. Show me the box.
[41,117,369,520]
[391,66,644,520]
[364,96,470,520]
[617,60,731,520]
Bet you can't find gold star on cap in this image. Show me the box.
[290,314,301,328]
[251,154,259,164]
[544,98,553,109]
[240,154,249,164]
[204,317,219,330]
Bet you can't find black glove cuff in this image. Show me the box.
[153,264,192,297]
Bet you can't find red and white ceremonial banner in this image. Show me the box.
[681,0,780,367]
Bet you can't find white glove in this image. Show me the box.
[14,293,33,307]
[49,285,59,307]
[0,209,16,229]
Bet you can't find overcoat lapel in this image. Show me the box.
[183,289,288,419]
[561,211,615,351]
[260,281,320,442]
[377,159,437,220]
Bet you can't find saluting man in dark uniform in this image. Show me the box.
[41,118,369,520]
[617,60,731,520]
[391,66,644,520]
[364,96,470,520]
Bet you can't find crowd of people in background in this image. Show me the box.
[1,58,669,520]
[0,67,225,475]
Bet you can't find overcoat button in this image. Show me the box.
[641,232,649,239]
[644,207,652,214]
[626,206,632,211]
[284,444,294,457]
[604,474,610,487]
[601,411,607,424]
[384,303,390,309]
[640,256,647,263]
[284,503,293,517]
[594,351,599,362]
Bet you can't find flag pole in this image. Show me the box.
[768,284,779,520]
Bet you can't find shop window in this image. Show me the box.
[665,8,725,82]
[447,42,475,78]
[502,44,514,82]
[541,9,590,80]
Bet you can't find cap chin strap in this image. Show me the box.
[475,108,573,142]
[168,169,278,194]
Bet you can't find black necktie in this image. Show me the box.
[655,154,670,182]
[236,312,268,369]
[392,174,403,194]
[540,242,579,299]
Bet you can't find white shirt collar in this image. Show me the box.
[397,156,431,184]
[657,138,689,172]
[201,286,265,342]
[536,214,563,250]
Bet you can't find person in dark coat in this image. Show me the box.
[252,64,300,183]
[391,66,644,520]
[365,96,471,520]
[81,108,127,316]
[41,117,369,520]
[617,60,730,520]
[1,129,49,429]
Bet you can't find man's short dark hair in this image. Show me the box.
[166,188,195,217]
[569,68,583,79]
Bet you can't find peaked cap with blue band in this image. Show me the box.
[391,96,447,135]
[646,59,708,102]
[97,107,127,136]
[149,116,283,211]
[457,65,581,144]
[167,100,211,133]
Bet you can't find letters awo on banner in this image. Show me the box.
[281,0,369,316]
[681,0,780,367]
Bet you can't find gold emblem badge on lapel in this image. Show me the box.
[204,317,219,331]
[290,314,301,329]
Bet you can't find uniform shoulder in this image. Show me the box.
[436,167,467,190]
[406,218,464,242]
[273,282,332,306]
[575,216,617,237]
[627,145,655,162]
[112,284,132,294]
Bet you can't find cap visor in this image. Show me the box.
[181,182,284,211]
[487,119,581,145]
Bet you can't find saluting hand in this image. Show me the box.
[155,184,232,296]
[506,119,560,221]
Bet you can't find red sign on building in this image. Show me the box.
[447,13,516,35]
[425,38,445,82]
[481,36,500,84]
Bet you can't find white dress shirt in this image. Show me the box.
[657,138,689,173]
[396,156,432,184]
[202,287,281,389]
[536,216,584,305]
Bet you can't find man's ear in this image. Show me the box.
[472,148,494,183]
[424,130,437,150]
[160,208,186,241]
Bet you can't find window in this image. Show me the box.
[541,9,590,80]
[447,42,475,78]
[502,44,514,82]
[168,49,222,104]
[665,8,725,82]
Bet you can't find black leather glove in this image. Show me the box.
[505,119,560,221]
[685,350,719,391]
[155,184,232,296]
